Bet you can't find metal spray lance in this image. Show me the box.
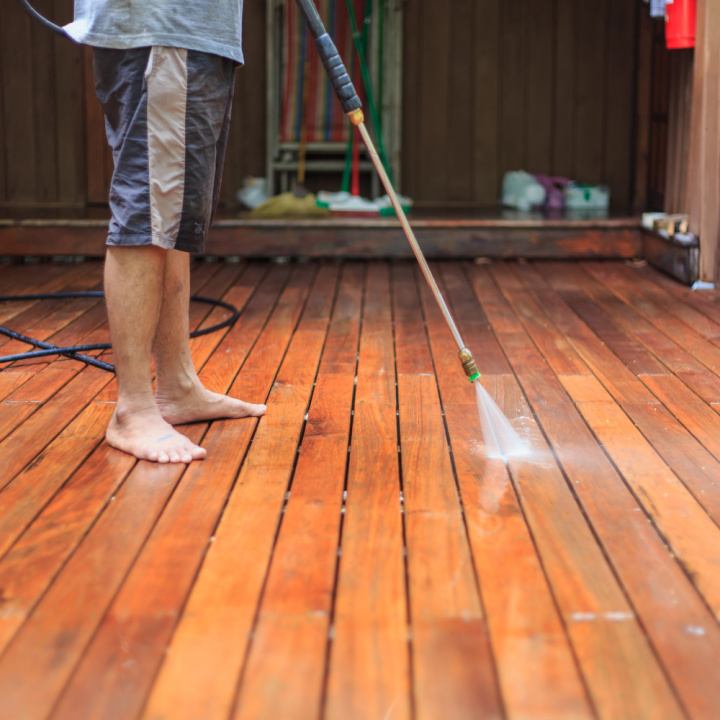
[294,0,480,382]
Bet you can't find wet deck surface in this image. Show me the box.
[1,257,720,720]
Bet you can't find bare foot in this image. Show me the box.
[106,402,206,463]
[156,380,267,426]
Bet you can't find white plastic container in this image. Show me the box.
[564,183,611,210]
[501,171,546,211]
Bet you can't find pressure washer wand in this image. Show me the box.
[295,0,480,383]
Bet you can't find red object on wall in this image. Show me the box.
[666,0,697,49]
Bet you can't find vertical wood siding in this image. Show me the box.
[0,0,84,211]
[401,0,639,207]
[0,0,267,216]
[664,49,693,215]
[2,0,639,214]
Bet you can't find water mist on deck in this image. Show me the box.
[474,381,529,461]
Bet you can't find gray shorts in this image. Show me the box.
[93,46,236,254]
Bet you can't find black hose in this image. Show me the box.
[14,0,70,38]
[0,292,240,373]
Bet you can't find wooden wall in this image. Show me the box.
[686,0,720,283]
[401,0,639,208]
[0,0,267,217]
[0,0,85,215]
[647,21,670,211]
[663,49,693,215]
[1,0,641,216]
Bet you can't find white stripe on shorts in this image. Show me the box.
[145,47,188,249]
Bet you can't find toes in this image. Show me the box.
[179,436,205,460]
[249,403,267,417]
[178,438,205,461]
[158,452,170,463]
[233,401,267,419]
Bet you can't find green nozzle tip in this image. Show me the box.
[468,372,481,383]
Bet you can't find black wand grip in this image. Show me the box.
[315,34,363,114]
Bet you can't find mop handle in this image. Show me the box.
[294,0,362,114]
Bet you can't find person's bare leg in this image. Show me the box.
[153,249,266,424]
[104,245,206,463]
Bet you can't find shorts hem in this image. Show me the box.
[106,234,203,254]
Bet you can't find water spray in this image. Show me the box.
[295,2,534,461]
[295,0,480,385]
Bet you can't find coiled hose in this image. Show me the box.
[0,292,240,373]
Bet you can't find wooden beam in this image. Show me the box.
[0,219,644,259]
[633,7,654,212]
[686,0,720,282]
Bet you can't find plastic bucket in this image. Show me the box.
[666,0,696,50]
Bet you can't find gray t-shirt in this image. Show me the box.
[64,0,244,64]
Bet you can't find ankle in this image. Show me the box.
[114,391,160,423]
[155,370,201,399]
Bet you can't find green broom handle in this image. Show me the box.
[342,0,374,193]
[343,0,393,183]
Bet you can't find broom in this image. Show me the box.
[250,44,327,217]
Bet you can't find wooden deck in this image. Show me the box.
[1,257,720,720]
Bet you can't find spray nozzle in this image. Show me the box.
[458,348,481,383]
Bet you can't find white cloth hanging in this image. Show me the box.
[650,0,667,18]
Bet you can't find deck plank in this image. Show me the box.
[506,262,720,719]
[583,262,720,373]
[0,263,243,552]
[636,263,720,328]
[537,263,720,526]
[2,258,720,720]
[0,263,105,402]
[513,267,720,604]
[393,264,502,720]
[0,262,238,490]
[0,263,262,657]
[230,265,363,720]
[0,262,94,329]
[549,265,720,466]
[566,263,720,406]
[563,375,720,612]
[472,263,686,720]
[600,263,720,343]
[518,263,720,529]
[0,265,292,720]
[45,265,318,720]
[0,262,103,354]
[140,265,361,720]
[325,263,411,720]
[423,263,594,720]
